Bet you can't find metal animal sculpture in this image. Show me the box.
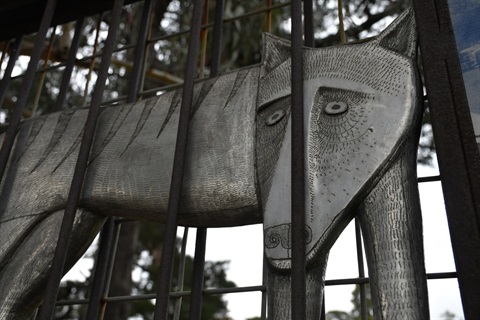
[0,8,428,319]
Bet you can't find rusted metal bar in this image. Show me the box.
[137,0,156,94]
[265,0,272,33]
[291,0,307,319]
[85,218,117,319]
[127,0,153,104]
[148,2,290,44]
[86,1,153,316]
[188,0,227,317]
[198,0,209,78]
[0,0,58,185]
[413,1,480,318]
[152,0,205,319]
[0,34,23,108]
[53,17,85,112]
[98,221,122,320]
[36,1,125,318]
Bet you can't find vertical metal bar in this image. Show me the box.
[152,0,205,319]
[337,0,345,44]
[85,218,116,319]
[188,0,227,317]
[265,0,272,33]
[198,0,209,78]
[413,1,480,318]
[0,0,58,184]
[0,34,24,108]
[137,0,156,97]
[86,1,153,316]
[261,258,268,320]
[98,221,122,320]
[127,0,153,104]
[188,228,207,319]
[36,1,125,318]
[210,0,224,77]
[355,219,368,320]
[290,1,306,320]
[53,17,85,112]
[304,0,314,47]
[173,228,189,320]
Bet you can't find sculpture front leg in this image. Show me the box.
[357,133,429,319]
[267,258,327,320]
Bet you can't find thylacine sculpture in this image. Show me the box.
[0,8,428,319]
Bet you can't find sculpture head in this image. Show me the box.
[258,8,421,269]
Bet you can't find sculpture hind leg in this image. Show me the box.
[357,133,429,319]
[0,209,105,320]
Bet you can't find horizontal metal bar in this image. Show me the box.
[8,2,289,84]
[55,285,266,306]
[55,299,90,306]
[426,272,458,280]
[190,285,267,296]
[325,277,370,286]
[94,62,264,106]
[54,271,458,307]
[325,271,458,286]
[417,175,441,183]
[148,2,290,44]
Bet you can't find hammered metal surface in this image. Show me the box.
[358,129,429,319]
[0,67,261,318]
[85,67,260,226]
[260,9,421,270]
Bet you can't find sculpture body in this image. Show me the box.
[0,8,428,319]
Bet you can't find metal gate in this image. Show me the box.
[0,0,479,319]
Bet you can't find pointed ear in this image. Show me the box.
[375,7,417,59]
[261,33,291,77]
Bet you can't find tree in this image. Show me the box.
[350,285,373,320]
[326,284,373,320]
[326,310,351,320]
[440,310,463,320]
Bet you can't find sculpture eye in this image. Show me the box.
[325,101,348,115]
[310,87,374,144]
